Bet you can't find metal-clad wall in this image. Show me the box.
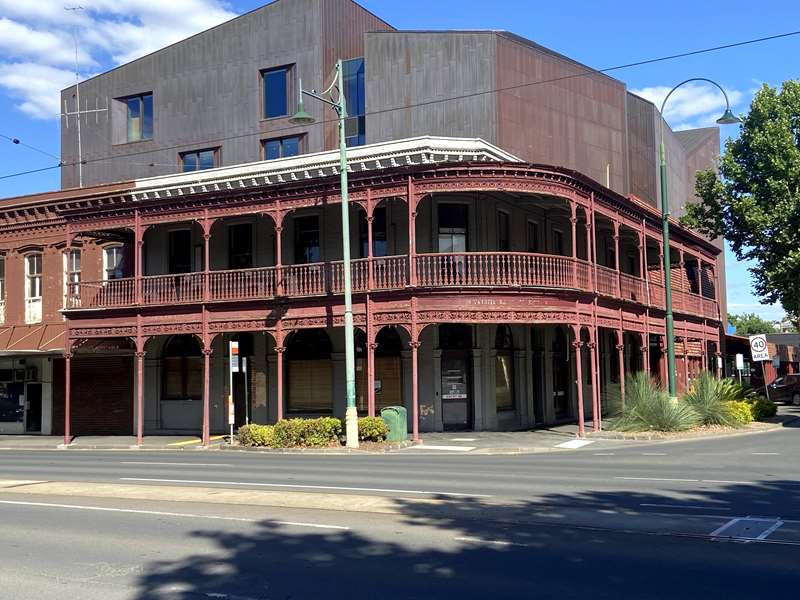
[626,92,658,205]
[495,33,629,196]
[61,0,326,188]
[364,31,498,146]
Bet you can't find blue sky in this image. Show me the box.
[1,0,797,322]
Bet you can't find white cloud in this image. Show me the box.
[0,0,237,119]
[630,82,743,131]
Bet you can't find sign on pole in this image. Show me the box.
[735,353,744,384]
[228,340,239,443]
[749,334,770,362]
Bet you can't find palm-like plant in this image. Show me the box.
[683,371,740,427]
[609,372,700,432]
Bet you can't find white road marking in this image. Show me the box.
[702,480,754,485]
[450,438,477,442]
[616,476,698,482]
[593,452,616,456]
[119,477,491,497]
[642,453,667,456]
[555,439,594,449]
[455,536,534,548]
[710,516,784,541]
[119,462,233,467]
[752,452,780,456]
[640,503,731,511]
[0,499,349,530]
[406,445,476,452]
[616,477,757,485]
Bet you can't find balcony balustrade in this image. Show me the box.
[64,251,718,320]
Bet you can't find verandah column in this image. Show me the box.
[408,176,417,287]
[275,322,285,422]
[571,325,585,438]
[613,220,621,296]
[134,210,143,304]
[274,208,285,296]
[366,295,376,417]
[588,328,600,431]
[202,344,212,447]
[585,209,593,291]
[617,330,625,402]
[135,329,147,447]
[410,337,420,441]
[202,212,213,302]
[570,201,578,287]
[366,189,374,290]
[63,344,73,446]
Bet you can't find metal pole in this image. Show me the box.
[337,60,359,448]
[659,137,677,398]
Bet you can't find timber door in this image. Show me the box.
[441,353,472,430]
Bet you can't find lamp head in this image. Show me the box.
[716,108,741,125]
[289,99,316,125]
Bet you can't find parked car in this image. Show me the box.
[765,375,800,405]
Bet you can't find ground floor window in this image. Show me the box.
[162,335,203,400]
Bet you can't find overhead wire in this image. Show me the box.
[2,28,799,182]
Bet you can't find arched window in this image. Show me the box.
[286,329,333,414]
[162,335,203,400]
[495,325,514,411]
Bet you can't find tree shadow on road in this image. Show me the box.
[134,478,800,600]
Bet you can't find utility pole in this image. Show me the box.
[65,6,85,187]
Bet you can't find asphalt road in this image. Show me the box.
[1,424,799,599]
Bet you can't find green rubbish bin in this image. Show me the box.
[380,406,408,442]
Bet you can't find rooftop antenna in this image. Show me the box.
[65,5,85,187]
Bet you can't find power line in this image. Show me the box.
[4,27,800,183]
[0,133,61,161]
[0,164,61,181]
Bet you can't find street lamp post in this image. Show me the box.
[290,61,359,448]
[658,78,740,398]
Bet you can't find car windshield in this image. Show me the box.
[772,378,784,386]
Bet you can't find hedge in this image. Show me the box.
[237,416,389,447]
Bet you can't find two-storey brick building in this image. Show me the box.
[0,0,726,441]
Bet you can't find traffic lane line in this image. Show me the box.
[118,462,234,467]
[0,499,349,530]
[119,477,492,497]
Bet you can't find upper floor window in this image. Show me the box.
[262,66,291,119]
[498,211,510,252]
[294,216,321,264]
[342,58,365,147]
[26,253,42,299]
[125,93,153,142]
[65,249,81,304]
[181,148,218,172]
[527,221,540,253]
[104,245,125,280]
[228,223,253,269]
[262,135,303,160]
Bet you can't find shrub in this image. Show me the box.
[271,417,342,448]
[683,372,740,427]
[726,401,754,426]
[237,424,275,447]
[303,417,343,447]
[748,396,778,420]
[357,416,389,442]
[609,372,700,432]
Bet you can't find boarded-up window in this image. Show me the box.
[286,329,333,414]
[288,360,332,413]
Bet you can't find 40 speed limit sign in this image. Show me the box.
[749,334,770,362]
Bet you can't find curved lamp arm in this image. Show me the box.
[659,78,737,147]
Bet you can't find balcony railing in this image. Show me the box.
[65,252,719,320]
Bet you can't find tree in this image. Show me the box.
[728,312,776,336]
[681,81,800,330]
